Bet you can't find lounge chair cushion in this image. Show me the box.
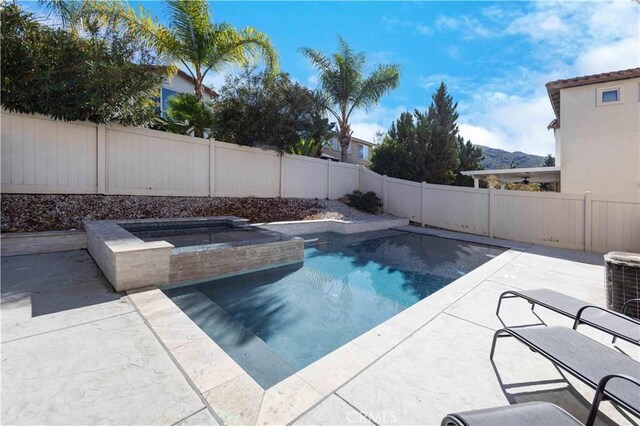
[442,401,581,426]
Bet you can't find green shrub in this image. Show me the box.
[346,190,382,214]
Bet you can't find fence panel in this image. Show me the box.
[424,185,490,235]
[214,141,280,197]
[282,155,328,199]
[1,112,98,193]
[106,126,209,196]
[591,196,640,253]
[386,177,422,221]
[329,162,359,199]
[494,191,585,250]
[359,167,383,196]
[3,111,639,254]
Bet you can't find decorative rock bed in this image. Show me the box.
[1,195,397,233]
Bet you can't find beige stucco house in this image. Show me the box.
[463,67,640,201]
[321,136,375,166]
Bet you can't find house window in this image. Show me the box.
[358,145,368,160]
[596,86,622,106]
[160,87,180,117]
[601,89,619,103]
[331,137,339,151]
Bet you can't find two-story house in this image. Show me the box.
[462,67,640,201]
[321,136,375,166]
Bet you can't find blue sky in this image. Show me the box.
[29,1,640,155]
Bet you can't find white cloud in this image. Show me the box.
[417,25,433,36]
[348,105,409,143]
[306,74,319,87]
[436,16,459,30]
[575,37,640,75]
[460,93,555,155]
[458,124,508,150]
[435,15,496,39]
[381,15,433,38]
[442,0,639,156]
[351,122,387,143]
[505,0,639,68]
[202,64,244,91]
[507,13,570,40]
[419,74,453,90]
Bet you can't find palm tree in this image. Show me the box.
[300,36,400,162]
[93,0,278,100]
[290,138,326,158]
[162,93,216,138]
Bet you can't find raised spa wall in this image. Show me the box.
[85,217,303,292]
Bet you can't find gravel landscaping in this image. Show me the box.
[1,194,399,233]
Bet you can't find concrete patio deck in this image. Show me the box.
[1,227,638,425]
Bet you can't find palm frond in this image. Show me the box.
[204,25,278,74]
[165,0,212,66]
[348,64,400,116]
[299,47,334,74]
[38,0,81,27]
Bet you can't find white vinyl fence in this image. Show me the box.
[1,111,359,199]
[2,111,639,253]
[370,169,639,253]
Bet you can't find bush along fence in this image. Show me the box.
[2,111,639,253]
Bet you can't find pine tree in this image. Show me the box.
[542,154,555,167]
[371,82,480,186]
[423,83,460,184]
[456,137,484,186]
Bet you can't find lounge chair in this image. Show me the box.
[441,374,640,426]
[490,325,640,420]
[496,289,640,345]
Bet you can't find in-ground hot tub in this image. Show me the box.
[85,217,303,292]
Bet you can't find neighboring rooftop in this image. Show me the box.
[351,136,375,147]
[546,67,640,122]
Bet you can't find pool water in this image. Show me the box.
[164,230,504,389]
[129,225,277,248]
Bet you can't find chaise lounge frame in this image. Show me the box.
[490,325,640,421]
[496,289,640,345]
[442,373,640,426]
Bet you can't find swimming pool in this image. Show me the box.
[164,229,504,389]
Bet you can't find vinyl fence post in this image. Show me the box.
[382,175,388,213]
[327,159,332,199]
[584,191,592,252]
[209,139,216,197]
[97,124,106,194]
[489,188,496,238]
[279,155,285,198]
[421,181,427,226]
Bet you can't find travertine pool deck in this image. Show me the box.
[2,226,638,425]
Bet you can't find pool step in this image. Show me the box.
[164,287,297,389]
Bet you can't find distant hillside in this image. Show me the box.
[478,145,546,170]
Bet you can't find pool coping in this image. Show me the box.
[127,228,532,425]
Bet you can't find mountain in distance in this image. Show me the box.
[478,145,547,170]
